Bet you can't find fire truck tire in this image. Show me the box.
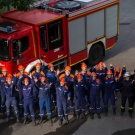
[54,1,81,11]
[87,44,103,66]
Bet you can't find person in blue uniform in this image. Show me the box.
[59,66,75,115]
[17,74,36,125]
[89,72,102,119]
[56,77,71,125]
[104,70,116,116]
[74,74,87,119]
[34,76,52,123]
[2,76,19,122]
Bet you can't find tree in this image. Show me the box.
[0,0,35,11]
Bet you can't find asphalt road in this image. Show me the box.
[1,0,135,135]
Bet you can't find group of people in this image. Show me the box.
[0,61,135,126]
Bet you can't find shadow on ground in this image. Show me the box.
[112,128,135,135]
[0,118,16,135]
[45,116,87,135]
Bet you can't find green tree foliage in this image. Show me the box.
[0,0,35,11]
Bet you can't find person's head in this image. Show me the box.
[40,76,46,83]
[6,76,12,85]
[106,70,112,78]
[98,62,103,70]
[18,65,24,74]
[60,78,66,86]
[23,78,29,86]
[77,74,82,82]
[2,67,7,76]
[81,63,87,72]
[35,63,41,72]
[65,66,71,76]
[123,72,130,81]
[92,72,97,80]
[48,63,54,71]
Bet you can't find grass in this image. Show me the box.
[0,6,15,15]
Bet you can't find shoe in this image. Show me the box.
[91,114,94,119]
[104,112,108,116]
[39,118,43,124]
[97,114,101,119]
[129,112,132,118]
[23,119,27,124]
[81,114,86,119]
[113,110,116,116]
[17,117,20,123]
[65,118,69,124]
[120,112,124,116]
[59,120,62,126]
[6,117,9,122]
[32,120,36,126]
[76,115,80,120]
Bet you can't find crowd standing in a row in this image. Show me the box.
[0,62,135,126]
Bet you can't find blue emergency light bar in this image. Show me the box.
[0,26,17,34]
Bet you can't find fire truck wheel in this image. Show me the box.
[87,44,103,66]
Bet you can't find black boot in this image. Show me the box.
[39,117,43,124]
[113,110,116,116]
[81,114,86,119]
[59,120,63,126]
[65,117,69,124]
[76,115,80,120]
[23,119,27,124]
[104,112,108,116]
[120,111,124,116]
[6,117,9,122]
[128,110,133,118]
[1,113,5,118]
[97,113,101,119]
[16,117,20,123]
[32,120,36,126]
[55,106,57,114]
[90,113,94,119]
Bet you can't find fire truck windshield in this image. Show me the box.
[0,38,10,61]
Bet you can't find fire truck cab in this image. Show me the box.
[0,0,120,74]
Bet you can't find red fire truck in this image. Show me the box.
[0,0,120,74]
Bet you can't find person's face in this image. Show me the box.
[82,67,87,72]
[2,70,7,76]
[99,66,103,70]
[60,82,65,86]
[65,70,70,76]
[50,66,54,71]
[7,79,12,85]
[24,80,29,85]
[107,74,112,78]
[77,78,82,82]
[36,66,41,71]
[125,77,130,81]
[92,76,96,80]
[20,69,24,74]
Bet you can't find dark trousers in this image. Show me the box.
[121,95,134,112]
[5,97,19,118]
[75,96,86,115]
[57,99,67,120]
[89,94,101,114]
[39,97,51,118]
[23,98,35,120]
[104,92,116,113]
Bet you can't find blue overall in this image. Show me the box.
[96,68,107,102]
[80,72,91,105]
[17,78,35,121]
[32,71,44,103]
[2,81,19,118]
[89,78,102,114]
[17,74,29,110]
[56,85,70,120]
[46,70,57,107]
[74,80,87,116]
[63,74,74,112]
[0,75,6,113]
[104,77,116,113]
[36,82,51,118]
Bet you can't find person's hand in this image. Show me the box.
[75,70,78,76]
[56,69,60,76]
[67,97,71,100]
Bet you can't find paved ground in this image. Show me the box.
[1,0,135,135]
